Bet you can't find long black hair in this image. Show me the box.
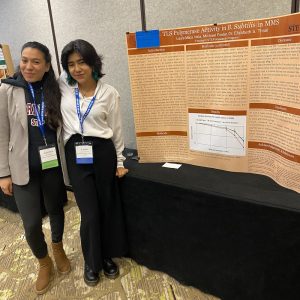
[61,39,104,85]
[21,41,62,129]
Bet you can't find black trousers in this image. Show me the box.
[13,167,67,259]
[65,134,128,272]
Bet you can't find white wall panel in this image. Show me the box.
[145,0,292,30]
[0,0,57,73]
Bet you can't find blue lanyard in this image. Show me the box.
[75,88,96,140]
[28,83,47,145]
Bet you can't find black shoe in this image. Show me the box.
[84,263,99,286]
[103,258,119,279]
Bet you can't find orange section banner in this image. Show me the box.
[128,45,184,55]
[136,131,187,137]
[188,109,247,115]
[249,103,300,115]
[248,142,300,163]
[251,35,300,46]
[187,40,248,51]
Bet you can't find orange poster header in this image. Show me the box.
[249,103,300,116]
[136,131,187,137]
[128,45,184,55]
[187,40,248,51]
[251,35,300,46]
[248,142,300,163]
[188,109,247,116]
[127,13,300,49]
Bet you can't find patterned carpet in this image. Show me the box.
[0,193,219,300]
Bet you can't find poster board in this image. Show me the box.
[126,13,300,193]
[0,44,14,79]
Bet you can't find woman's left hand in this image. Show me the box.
[116,167,129,178]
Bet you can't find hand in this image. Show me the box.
[116,167,129,178]
[0,177,13,196]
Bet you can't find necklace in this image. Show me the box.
[79,88,95,98]
[78,80,97,98]
[81,91,87,98]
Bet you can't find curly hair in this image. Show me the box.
[21,41,62,129]
[60,39,104,85]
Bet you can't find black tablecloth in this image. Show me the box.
[121,160,300,300]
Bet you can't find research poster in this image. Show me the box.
[126,13,300,193]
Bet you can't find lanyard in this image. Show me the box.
[75,87,96,141]
[28,83,47,145]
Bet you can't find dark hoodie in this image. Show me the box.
[2,74,57,174]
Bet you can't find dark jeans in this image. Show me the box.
[13,167,67,259]
[65,134,128,272]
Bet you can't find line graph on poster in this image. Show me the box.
[189,112,247,156]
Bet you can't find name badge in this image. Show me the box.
[38,144,59,170]
[75,141,93,164]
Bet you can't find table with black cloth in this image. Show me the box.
[120,159,300,300]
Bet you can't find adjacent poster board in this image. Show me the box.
[126,13,300,193]
[0,44,14,79]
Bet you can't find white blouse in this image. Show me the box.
[59,72,125,168]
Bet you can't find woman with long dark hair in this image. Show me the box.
[0,41,70,295]
[59,39,128,286]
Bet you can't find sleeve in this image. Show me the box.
[106,89,126,168]
[0,84,11,177]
